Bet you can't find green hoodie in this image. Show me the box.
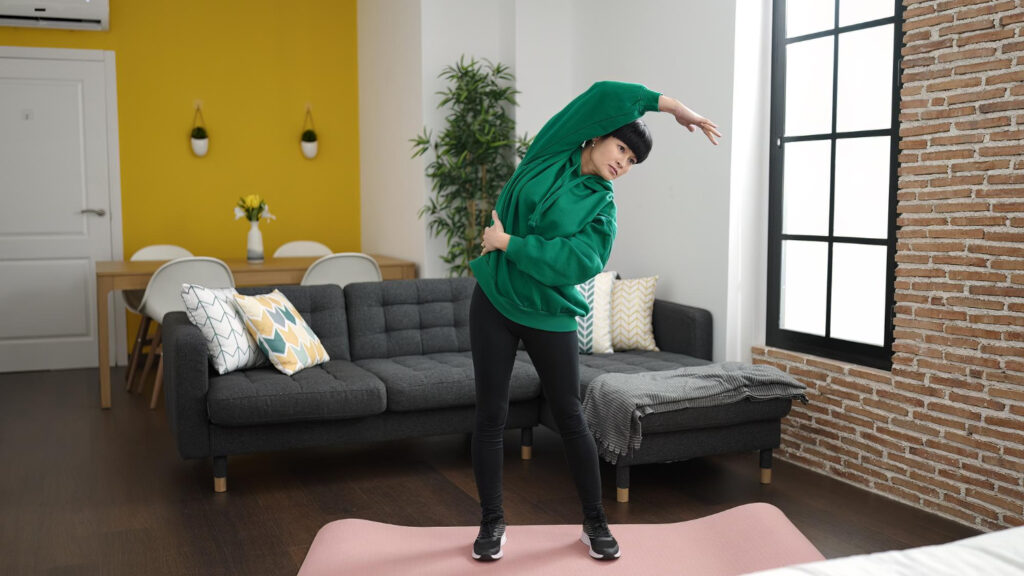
[469,81,662,331]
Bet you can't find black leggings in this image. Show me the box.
[470,285,603,520]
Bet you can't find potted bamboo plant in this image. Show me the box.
[411,56,530,277]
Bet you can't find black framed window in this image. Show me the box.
[767,0,903,370]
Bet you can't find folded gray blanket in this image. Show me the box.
[582,362,808,464]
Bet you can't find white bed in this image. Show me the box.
[746,525,1024,575]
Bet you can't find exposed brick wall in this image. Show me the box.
[753,0,1024,531]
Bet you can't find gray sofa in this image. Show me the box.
[162,277,793,499]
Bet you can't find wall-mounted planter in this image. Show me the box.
[191,104,209,158]
[191,136,209,157]
[301,139,318,159]
[301,108,318,160]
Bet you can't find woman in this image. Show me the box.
[468,81,721,562]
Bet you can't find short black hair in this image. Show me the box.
[607,120,653,164]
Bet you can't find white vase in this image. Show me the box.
[301,140,318,159]
[191,137,209,157]
[247,221,264,263]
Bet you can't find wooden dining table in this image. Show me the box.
[94,255,416,408]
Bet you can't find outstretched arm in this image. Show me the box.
[658,95,722,145]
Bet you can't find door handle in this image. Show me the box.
[80,208,107,217]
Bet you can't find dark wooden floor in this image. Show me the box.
[0,367,980,575]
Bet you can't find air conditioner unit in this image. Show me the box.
[0,0,109,31]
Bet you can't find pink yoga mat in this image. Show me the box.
[297,502,825,575]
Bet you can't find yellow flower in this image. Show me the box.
[235,194,272,223]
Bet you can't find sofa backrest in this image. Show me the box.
[344,278,476,360]
[236,284,350,361]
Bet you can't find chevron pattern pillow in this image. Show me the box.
[611,275,660,352]
[592,271,616,353]
[576,271,616,354]
[181,284,268,375]
[232,289,330,375]
[576,277,597,354]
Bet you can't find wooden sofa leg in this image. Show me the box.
[213,456,228,493]
[760,449,773,484]
[616,464,630,503]
[520,427,533,460]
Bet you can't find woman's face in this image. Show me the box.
[590,136,638,181]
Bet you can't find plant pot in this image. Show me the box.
[301,140,318,160]
[191,137,209,157]
[247,221,264,263]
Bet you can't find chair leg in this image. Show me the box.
[125,316,151,391]
[136,326,162,394]
[760,449,773,484]
[616,464,630,503]
[149,345,164,410]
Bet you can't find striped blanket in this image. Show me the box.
[582,362,808,464]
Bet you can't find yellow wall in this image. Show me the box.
[0,0,361,259]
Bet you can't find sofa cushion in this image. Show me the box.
[237,284,350,361]
[641,398,794,434]
[578,350,709,395]
[345,278,476,361]
[355,351,540,412]
[207,360,385,426]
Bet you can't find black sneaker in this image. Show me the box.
[581,513,620,560]
[472,516,507,561]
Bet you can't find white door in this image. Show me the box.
[0,49,121,372]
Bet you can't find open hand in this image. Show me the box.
[671,102,722,145]
[481,210,509,255]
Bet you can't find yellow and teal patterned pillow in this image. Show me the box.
[232,290,329,375]
[611,275,660,352]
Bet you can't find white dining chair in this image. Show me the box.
[273,240,332,258]
[123,245,193,393]
[300,253,382,289]
[139,257,234,409]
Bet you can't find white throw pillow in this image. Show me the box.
[181,284,268,374]
[611,275,659,352]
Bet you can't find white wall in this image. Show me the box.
[360,0,515,278]
[727,0,772,362]
[419,0,516,278]
[358,0,425,269]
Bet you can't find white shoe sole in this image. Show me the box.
[472,532,507,561]
[580,532,621,560]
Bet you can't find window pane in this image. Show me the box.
[839,0,894,27]
[787,0,835,38]
[831,243,887,345]
[786,36,834,136]
[783,140,832,236]
[834,137,890,238]
[781,240,827,336]
[836,24,894,132]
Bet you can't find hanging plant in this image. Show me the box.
[411,56,531,277]
[190,105,209,157]
[301,106,318,159]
